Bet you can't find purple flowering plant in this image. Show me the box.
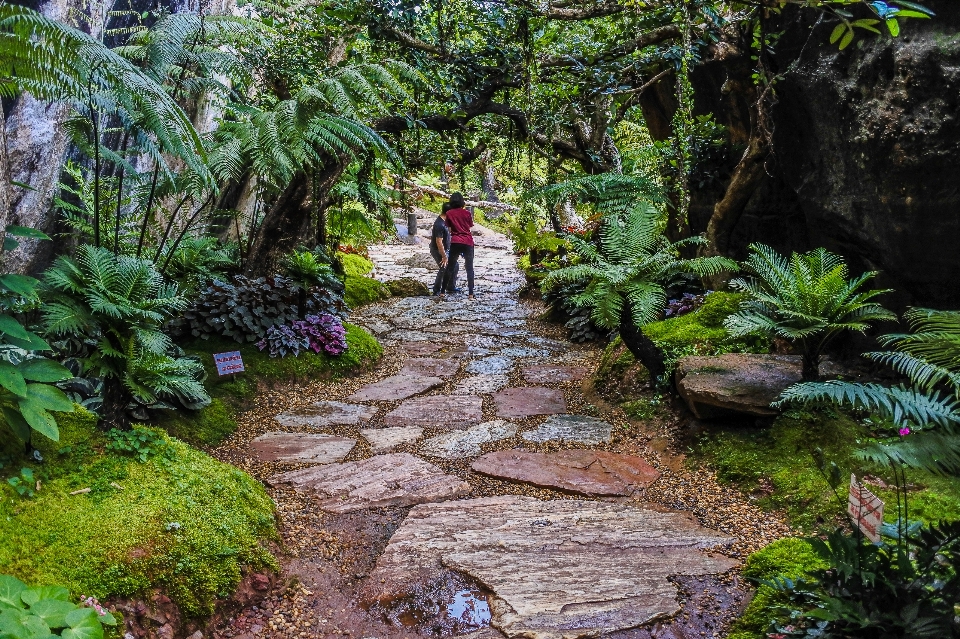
[257,314,347,358]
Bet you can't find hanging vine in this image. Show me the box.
[669,0,696,237]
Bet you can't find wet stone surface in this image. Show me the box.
[250,432,357,463]
[521,414,614,445]
[348,374,444,402]
[384,395,484,429]
[274,400,376,429]
[492,387,567,419]
[420,420,518,459]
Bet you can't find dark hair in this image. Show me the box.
[441,202,452,214]
[449,192,465,208]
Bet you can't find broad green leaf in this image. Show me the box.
[19,587,70,607]
[0,576,26,608]
[896,9,932,18]
[24,385,73,412]
[95,610,115,626]
[18,400,58,442]
[5,226,50,240]
[17,359,72,383]
[63,608,103,639]
[886,17,900,36]
[0,608,29,639]
[829,23,846,44]
[1,407,31,443]
[0,315,32,341]
[4,333,51,352]
[839,28,855,49]
[0,362,27,397]
[0,275,38,298]
[26,600,75,629]
[3,236,19,252]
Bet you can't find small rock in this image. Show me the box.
[398,357,461,378]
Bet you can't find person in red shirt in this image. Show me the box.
[443,192,476,299]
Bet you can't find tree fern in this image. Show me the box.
[725,244,895,379]
[527,173,665,215]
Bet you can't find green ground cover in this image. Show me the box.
[0,410,277,618]
[344,275,390,308]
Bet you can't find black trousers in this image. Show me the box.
[431,249,459,294]
[445,243,475,295]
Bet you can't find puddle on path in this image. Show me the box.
[375,570,493,636]
[445,589,491,627]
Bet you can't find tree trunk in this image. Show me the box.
[801,348,820,381]
[100,375,130,430]
[618,306,667,387]
[245,159,346,275]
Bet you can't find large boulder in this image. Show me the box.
[386,277,430,297]
[675,353,846,419]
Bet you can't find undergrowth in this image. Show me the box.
[344,275,390,308]
[0,409,277,618]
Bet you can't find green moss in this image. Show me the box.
[0,409,277,618]
[729,538,827,638]
[344,275,390,308]
[621,396,665,420]
[385,277,429,297]
[340,253,374,276]
[161,398,237,447]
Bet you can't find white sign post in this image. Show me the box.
[848,474,884,543]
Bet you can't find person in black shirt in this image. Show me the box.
[430,203,457,296]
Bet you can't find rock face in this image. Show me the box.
[675,353,846,419]
[420,421,518,459]
[274,401,377,428]
[361,496,737,639]
[250,433,356,463]
[384,395,484,429]
[360,426,423,453]
[268,453,470,512]
[492,388,567,419]
[471,450,660,496]
[521,414,613,445]
[348,374,444,402]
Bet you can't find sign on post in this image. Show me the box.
[214,351,245,376]
[848,474,884,543]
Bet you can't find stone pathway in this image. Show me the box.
[212,217,789,639]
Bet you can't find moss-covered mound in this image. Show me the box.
[385,277,429,297]
[728,538,827,639]
[0,409,277,618]
[167,323,382,446]
[344,275,390,308]
[340,253,374,277]
[593,292,767,402]
[692,409,960,532]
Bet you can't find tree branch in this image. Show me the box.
[540,24,681,68]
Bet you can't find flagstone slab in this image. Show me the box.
[466,356,515,375]
[420,420,518,459]
[274,401,377,429]
[492,387,567,419]
[349,374,444,402]
[401,342,444,357]
[521,414,614,445]
[268,453,470,513]
[360,426,424,453]
[384,395,484,429]
[521,364,590,384]
[399,357,462,378]
[250,432,356,463]
[452,374,510,395]
[360,496,737,639]
[471,449,659,496]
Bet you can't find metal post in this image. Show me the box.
[407,211,417,237]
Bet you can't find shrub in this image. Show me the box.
[161,236,238,293]
[257,314,347,358]
[340,253,374,276]
[171,274,346,343]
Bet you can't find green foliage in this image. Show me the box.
[41,245,209,417]
[0,410,277,618]
[344,275,390,308]
[0,574,117,639]
[105,427,170,463]
[340,253,374,277]
[542,204,736,331]
[505,217,567,256]
[281,247,337,288]
[526,173,665,216]
[6,468,35,499]
[725,244,895,379]
[162,236,238,293]
[160,398,237,448]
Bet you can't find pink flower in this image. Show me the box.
[899,427,911,436]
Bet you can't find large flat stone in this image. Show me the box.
[349,374,444,402]
[675,353,848,419]
[521,365,589,384]
[250,432,356,463]
[493,387,567,419]
[268,453,470,513]
[274,400,376,429]
[466,356,515,375]
[401,342,444,357]
[521,414,613,445]
[399,357,461,378]
[384,395,484,429]
[471,450,659,496]
[452,374,510,395]
[360,426,423,453]
[420,420,518,459]
[360,496,737,639]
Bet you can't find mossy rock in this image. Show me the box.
[344,275,390,308]
[0,409,277,618]
[340,253,374,276]
[385,277,429,297]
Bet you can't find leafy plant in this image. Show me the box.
[542,279,606,343]
[725,244,895,380]
[257,314,347,358]
[41,245,209,427]
[6,467,35,498]
[0,574,117,639]
[106,427,170,463]
[542,203,736,383]
[162,236,238,293]
[173,274,346,344]
[506,217,567,261]
[764,523,960,638]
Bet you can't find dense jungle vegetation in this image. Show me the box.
[0,0,958,637]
